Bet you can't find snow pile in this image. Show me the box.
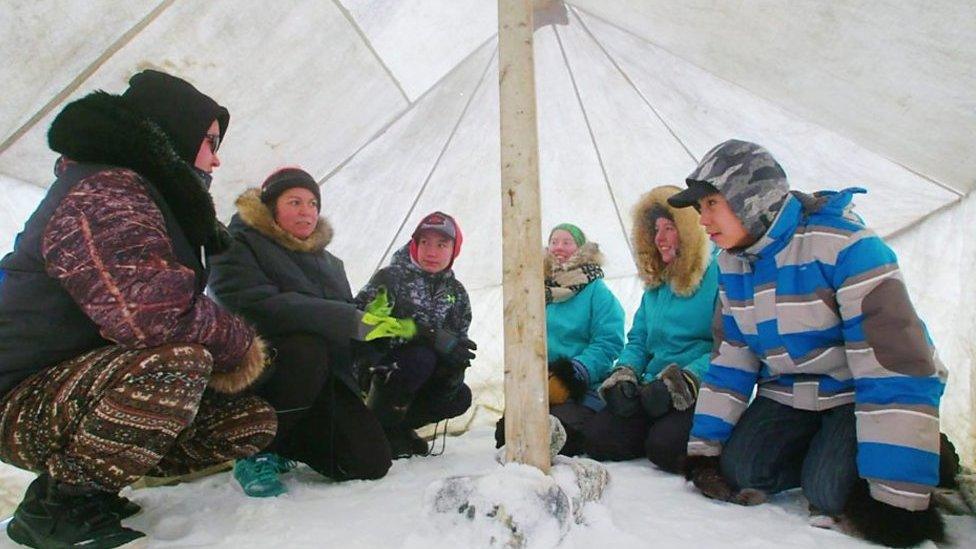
[417,463,572,548]
[1,427,974,548]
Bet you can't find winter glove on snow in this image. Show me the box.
[843,479,945,548]
[685,455,735,501]
[657,363,700,411]
[416,323,477,366]
[547,358,589,405]
[599,367,641,418]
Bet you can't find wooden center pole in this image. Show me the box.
[498,0,550,473]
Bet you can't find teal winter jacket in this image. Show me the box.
[619,257,718,382]
[546,278,625,388]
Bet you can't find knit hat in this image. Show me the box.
[121,69,229,165]
[668,139,790,240]
[409,211,463,270]
[549,223,586,247]
[259,167,321,210]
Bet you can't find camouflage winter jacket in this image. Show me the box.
[355,245,471,346]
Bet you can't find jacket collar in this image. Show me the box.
[730,187,867,263]
[47,91,221,251]
[234,188,333,253]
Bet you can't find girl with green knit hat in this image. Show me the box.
[495,222,625,455]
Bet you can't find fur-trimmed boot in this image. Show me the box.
[367,376,428,459]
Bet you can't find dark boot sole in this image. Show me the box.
[7,518,147,549]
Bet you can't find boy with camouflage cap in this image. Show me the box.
[670,139,950,547]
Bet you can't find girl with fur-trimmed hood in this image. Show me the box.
[585,185,719,472]
[496,224,625,456]
[210,168,420,496]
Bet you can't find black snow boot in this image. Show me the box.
[7,474,145,549]
[367,376,428,459]
[29,473,141,520]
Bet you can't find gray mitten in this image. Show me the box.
[657,363,700,411]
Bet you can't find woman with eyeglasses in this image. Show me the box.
[0,70,276,548]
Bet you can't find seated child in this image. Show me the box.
[355,212,476,457]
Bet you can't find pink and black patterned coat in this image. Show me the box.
[0,90,264,397]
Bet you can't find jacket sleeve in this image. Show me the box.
[354,269,387,310]
[616,292,650,371]
[683,264,721,379]
[209,236,362,345]
[452,283,472,338]
[574,281,625,384]
[687,289,761,457]
[833,231,944,511]
[41,170,254,372]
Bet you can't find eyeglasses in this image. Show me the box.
[204,133,221,154]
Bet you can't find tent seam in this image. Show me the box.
[568,5,698,165]
[551,25,636,266]
[316,34,498,186]
[372,44,500,274]
[330,0,412,104]
[569,3,965,197]
[0,0,177,156]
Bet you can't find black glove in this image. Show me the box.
[939,431,960,488]
[599,367,641,418]
[417,324,477,365]
[844,479,945,547]
[638,379,672,419]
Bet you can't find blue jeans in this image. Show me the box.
[720,397,857,514]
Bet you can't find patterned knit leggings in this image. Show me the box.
[0,344,276,491]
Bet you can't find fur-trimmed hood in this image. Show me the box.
[234,188,334,253]
[632,185,711,296]
[47,90,223,251]
[544,241,604,278]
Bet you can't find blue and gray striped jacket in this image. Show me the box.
[688,187,947,511]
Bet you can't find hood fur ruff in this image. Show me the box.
[47,90,221,250]
[544,241,604,278]
[235,188,333,253]
[632,185,711,296]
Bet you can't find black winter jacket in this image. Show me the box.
[209,189,362,391]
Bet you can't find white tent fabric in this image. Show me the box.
[1,0,973,464]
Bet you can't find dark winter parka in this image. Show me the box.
[209,189,362,392]
[0,91,261,398]
[355,245,472,345]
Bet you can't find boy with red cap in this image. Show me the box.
[355,211,477,458]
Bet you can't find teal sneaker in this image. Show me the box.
[233,453,294,497]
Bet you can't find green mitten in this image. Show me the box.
[364,287,393,317]
[362,313,417,341]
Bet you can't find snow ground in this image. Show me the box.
[0,427,973,548]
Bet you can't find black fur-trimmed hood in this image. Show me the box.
[47,90,222,251]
